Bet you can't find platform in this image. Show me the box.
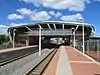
[44,46,100,75]
[0,45,37,53]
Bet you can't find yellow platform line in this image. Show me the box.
[56,46,73,75]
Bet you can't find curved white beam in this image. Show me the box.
[53,23,56,30]
[62,24,64,29]
[25,26,33,31]
[75,25,79,30]
[47,23,52,30]
[38,24,43,30]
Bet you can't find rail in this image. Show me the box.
[0,47,38,66]
[26,48,57,75]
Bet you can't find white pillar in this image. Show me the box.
[78,18,84,54]
[87,40,89,53]
[39,27,42,56]
[82,21,85,54]
[8,32,13,44]
[13,29,16,48]
[26,40,29,46]
[71,27,74,47]
[73,31,75,48]
[73,25,79,48]
[97,40,99,60]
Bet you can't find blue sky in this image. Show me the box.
[0,0,100,36]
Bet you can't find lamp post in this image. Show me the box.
[13,29,16,48]
[78,18,84,54]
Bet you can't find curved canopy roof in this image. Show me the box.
[7,21,95,34]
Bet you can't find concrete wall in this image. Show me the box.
[17,36,38,45]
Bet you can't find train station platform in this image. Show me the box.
[43,46,100,75]
[0,45,37,53]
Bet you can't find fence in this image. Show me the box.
[76,39,100,62]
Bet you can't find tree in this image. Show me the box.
[0,34,9,44]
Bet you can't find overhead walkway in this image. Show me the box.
[44,46,100,75]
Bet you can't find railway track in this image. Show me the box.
[26,48,57,75]
[0,48,38,66]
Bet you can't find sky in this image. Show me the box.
[0,0,100,36]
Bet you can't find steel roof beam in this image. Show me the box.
[47,23,52,30]
[53,23,56,30]
[38,24,43,30]
[75,25,79,31]
[25,26,33,31]
[62,24,64,29]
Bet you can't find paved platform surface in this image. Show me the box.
[0,45,37,53]
[44,46,100,75]
[67,46,100,75]
[43,47,61,75]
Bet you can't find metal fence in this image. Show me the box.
[76,39,100,62]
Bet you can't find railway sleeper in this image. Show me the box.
[27,49,57,75]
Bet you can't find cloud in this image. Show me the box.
[0,25,9,34]
[8,14,24,20]
[42,0,90,11]
[55,12,62,17]
[7,8,51,21]
[49,11,62,17]
[30,11,51,21]
[61,13,83,21]
[49,11,55,16]
[17,8,32,15]
[16,8,51,21]
[0,25,9,29]
[21,0,42,6]
[21,0,90,11]
[0,23,27,34]
[10,22,27,27]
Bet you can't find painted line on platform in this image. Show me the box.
[56,46,73,75]
[73,48,100,65]
[55,47,61,75]
[70,61,95,64]
[0,45,38,53]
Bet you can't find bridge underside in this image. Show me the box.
[17,28,87,46]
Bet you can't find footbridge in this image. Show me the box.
[7,21,95,46]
